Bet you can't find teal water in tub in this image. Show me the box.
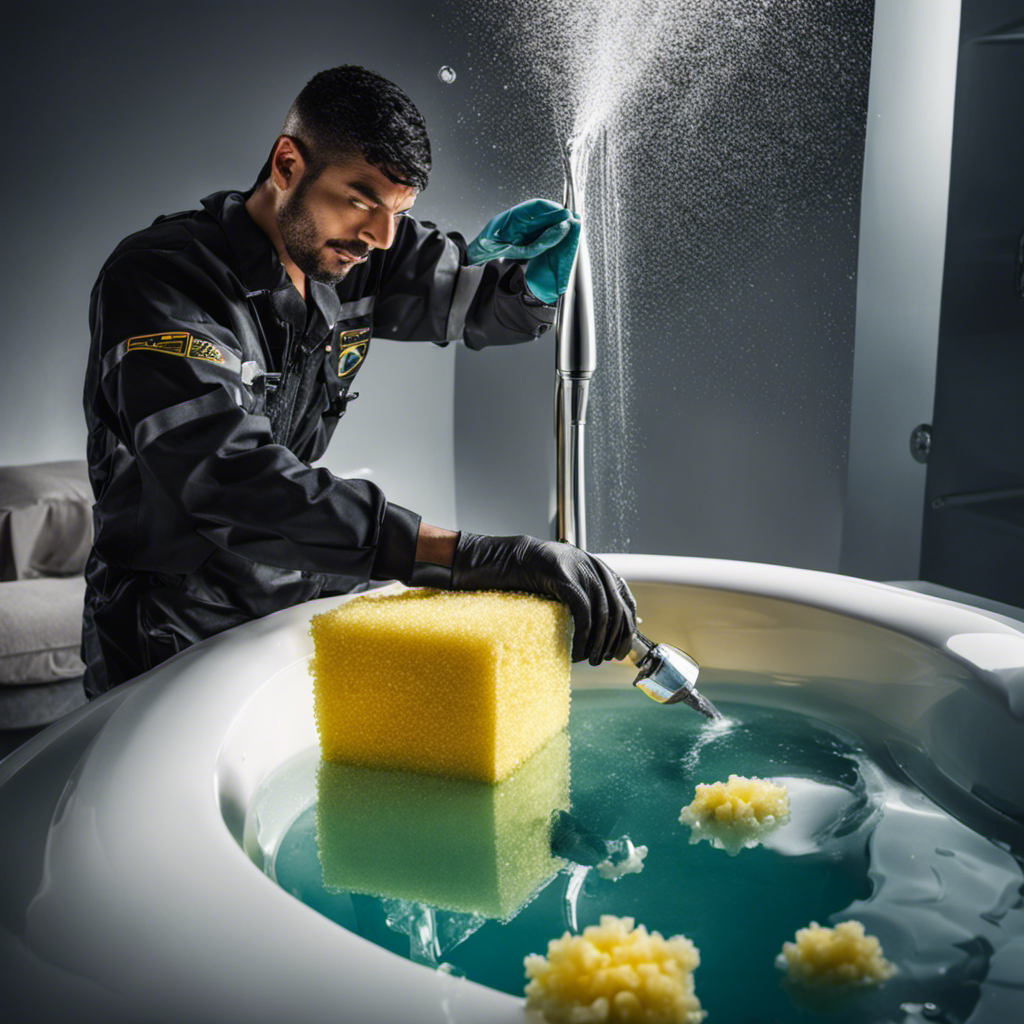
[253,687,1024,1023]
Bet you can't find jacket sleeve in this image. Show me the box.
[90,246,420,582]
[373,217,557,351]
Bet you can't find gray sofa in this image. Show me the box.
[0,461,91,728]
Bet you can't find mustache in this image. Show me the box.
[328,241,371,259]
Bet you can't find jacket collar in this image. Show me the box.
[200,189,343,328]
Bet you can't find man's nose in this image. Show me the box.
[358,209,398,251]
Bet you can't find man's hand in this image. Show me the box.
[466,199,581,305]
[449,532,636,665]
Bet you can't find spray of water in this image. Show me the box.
[447,0,871,554]
[541,0,716,547]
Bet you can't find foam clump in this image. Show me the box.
[524,915,706,1024]
[310,588,571,783]
[596,840,648,880]
[777,920,896,988]
[679,774,790,855]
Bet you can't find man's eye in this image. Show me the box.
[351,199,372,211]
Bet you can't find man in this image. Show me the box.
[82,65,635,698]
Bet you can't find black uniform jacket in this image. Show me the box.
[82,188,555,697]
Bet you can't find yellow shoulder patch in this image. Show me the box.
[335,327,371,378]
[125,331,225,364]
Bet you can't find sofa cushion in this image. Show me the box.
[0,460,93,581]
[0,576,87,684]
[0,679,88,730]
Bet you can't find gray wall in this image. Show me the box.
[840,0,961,581]
[451,0,876,570]
[1,0,490,527]
[2,0,961,575]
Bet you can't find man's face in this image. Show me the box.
[277,154,418,286]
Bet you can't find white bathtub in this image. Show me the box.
[1,555,1022,1024]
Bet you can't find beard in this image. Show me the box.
[277,187,367,286]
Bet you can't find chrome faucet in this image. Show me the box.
[554,142,595,550]
[554,141,720,721]
[626,631,722,720]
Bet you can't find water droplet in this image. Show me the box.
[438,66,457,85]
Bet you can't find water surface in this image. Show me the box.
[257,688,1024,1023]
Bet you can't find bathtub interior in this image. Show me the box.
[217,579,1024,873]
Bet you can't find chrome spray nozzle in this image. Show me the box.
[626,631,723,720]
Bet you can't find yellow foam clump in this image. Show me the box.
[684,774,790,824]
[778,920,896,988]
[524,915,706,1024]
[679,774,791,855]
[316,730,570,919]
[310,587,572,783]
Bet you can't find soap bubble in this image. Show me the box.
[438,65,457,84]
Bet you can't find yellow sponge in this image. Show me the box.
[310,587,572,782]
[316,729,570,918]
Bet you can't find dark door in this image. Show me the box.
[921,0,1024,606]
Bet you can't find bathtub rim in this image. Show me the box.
[3,554,1024,1024]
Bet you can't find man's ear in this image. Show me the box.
[270,136,306,192]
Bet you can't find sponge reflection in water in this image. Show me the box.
[315,729,570,920]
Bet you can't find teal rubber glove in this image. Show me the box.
[466,198,581,305]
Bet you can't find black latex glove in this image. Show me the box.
[449,532,637,665]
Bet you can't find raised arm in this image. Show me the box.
[372,215,558,349]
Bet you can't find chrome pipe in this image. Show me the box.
[555,144,596,548]
[553,144,713,720]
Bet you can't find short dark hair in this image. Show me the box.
[257,65,431,191]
